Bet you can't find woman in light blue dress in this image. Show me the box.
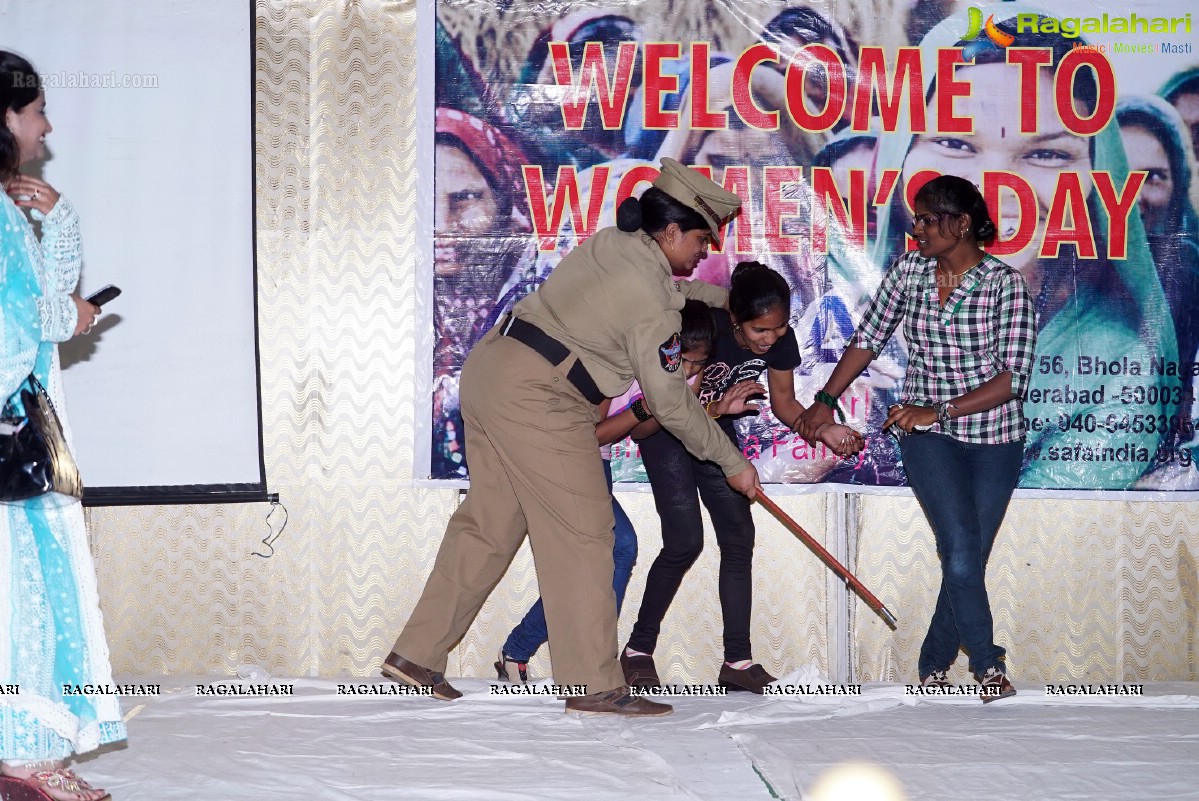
[0,51,124,801]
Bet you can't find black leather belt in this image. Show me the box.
[502,316,604,404]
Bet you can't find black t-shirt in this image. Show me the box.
[699,308,801,444]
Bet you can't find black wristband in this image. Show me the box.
[629,398,651,423]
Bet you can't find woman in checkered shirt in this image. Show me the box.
[798,175,1036,702]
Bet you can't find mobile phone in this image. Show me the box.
[85,285,121,308]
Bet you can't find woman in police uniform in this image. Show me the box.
[382,159,759,716]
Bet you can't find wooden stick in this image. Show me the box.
[756,490,898,630]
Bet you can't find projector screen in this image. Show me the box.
[1,0,266,504]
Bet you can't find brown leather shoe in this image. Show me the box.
[564,686,672,716]
[620,650,661,688]
[381,651,462,700]
[718,663,777,694]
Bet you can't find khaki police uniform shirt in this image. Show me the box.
[513,227,750,477]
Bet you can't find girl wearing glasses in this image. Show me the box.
[800,175,1036,700]
[851,9,1178,490]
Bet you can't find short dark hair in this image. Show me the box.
[0,51,40,181]
[1163,71,1199,104]
[679,299,716,354]
[763,6,858,67]
[914,175,997,242]
[729,260,791,322]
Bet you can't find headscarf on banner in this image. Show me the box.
[758,4,861,132]
[432,107,539,478]
[1158,66,1199,162]
[863,6,1179,489]
[1116,95,1199,377]
[1117,95,1199,488]
[435,17,490,120]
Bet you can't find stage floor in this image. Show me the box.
[80,671,1198,800]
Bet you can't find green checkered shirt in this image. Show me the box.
[849,251,1037,444]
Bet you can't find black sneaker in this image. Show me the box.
[494,651,529,684]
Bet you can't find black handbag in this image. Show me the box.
[0,374,83,501]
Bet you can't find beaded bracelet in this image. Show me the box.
[630,398,651,423]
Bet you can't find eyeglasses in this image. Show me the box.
[909,212,945,231]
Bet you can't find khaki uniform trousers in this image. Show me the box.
[394,326,625,693]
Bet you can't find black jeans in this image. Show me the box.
[627,429,756,662]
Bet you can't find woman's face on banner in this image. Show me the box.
[1118,123,1173,231]
[435,141,502,277]
[692,122,794,181]
[688,119,795,286]
[903,62,1093,274]
[1168,89,1199,159]
[828,139,878,239]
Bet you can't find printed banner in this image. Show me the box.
[430,0,1199,491]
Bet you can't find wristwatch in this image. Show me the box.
[935,401,958,426]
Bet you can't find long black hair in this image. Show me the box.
[0,51,40,182]
[729,261,790,323]
[616,187,709,237]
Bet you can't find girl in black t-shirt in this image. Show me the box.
[621,262,862,693]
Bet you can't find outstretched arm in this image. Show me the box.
[795,346,875,442]
[767,366,863,456]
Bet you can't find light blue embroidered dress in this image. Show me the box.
[0,191,126,759]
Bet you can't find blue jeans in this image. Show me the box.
[900,434,1023,678]
[502,460,637,662]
